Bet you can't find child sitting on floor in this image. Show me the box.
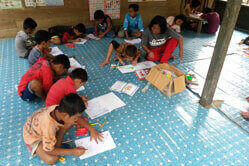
[18,54,70,102]
[45,68,102,143]
[23,93,91,165]
[141,15,183,63]
[88,10,115,38]
[49,23,87,44]
[28,30,54,67]
[100,40,141,66]
[201,8,220,34]
[166,14,186,33]
[118,4,144,40]
[15,18,37,58]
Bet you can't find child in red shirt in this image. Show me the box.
[18,54,70,102]
[45,68,102,143]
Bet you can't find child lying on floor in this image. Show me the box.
[18,55,70,102]
[28,30,54,67]
[100,40,141,66]
[45,68,101,145]
[23,93,102,165]
[49,23,88,44]
[239,36,249,50]
[15,18,37,58]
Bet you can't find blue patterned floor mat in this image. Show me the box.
[0,29,249,166]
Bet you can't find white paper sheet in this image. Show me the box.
[87,34,100,40]
[76,86,85,92]
[75,131,116,160]
[124,38,141,44]
[85,92,126,119]
[74,38,87,45]
[68,58,85,73]
[118,61,156,74]
[50,47,64,56]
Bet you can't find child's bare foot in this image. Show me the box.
[100,60,110,66]
[240,112,249,119]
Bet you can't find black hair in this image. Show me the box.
[94,10,105,20]
[174,14,187,23]
[191,0,201,8]
[148,15,167,34]
[74,23,86,34]
[58,93,85,116]
[52,54,70,69]
[203,7,213,14]
[243,36,249,46]
[23,18,37,30]
[34,30,50,44]
[129,4,139,12]
[70,68,88,82]
[125,45,138,58]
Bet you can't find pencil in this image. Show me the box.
[62,139,72,144]
[100,121,106,127]
[91,123,99,126]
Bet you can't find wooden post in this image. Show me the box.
[199,0,242,107]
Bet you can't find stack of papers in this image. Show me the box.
[50,47,64,56]
[110,81,139,96]
[124,38,141,44]
[85,92,126,119]
[74,38,87,45]
[118,61,156,74]
[68,58,85,73]
[87,34,100,40]
[75,131,116,160]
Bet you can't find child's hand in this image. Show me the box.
[100,59,110,66]
[75,38,81,42]
[179,50,183,60]
[84,37,90,40]
[90,129,104,144]
[119,59,126,65]
[126,37,131,41]
[148,51,154,59]
[98,34,105,38]
[72,147,87,157]
[132,60,138,66]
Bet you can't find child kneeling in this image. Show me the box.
[23,93,89,165]
[100,40,141,66]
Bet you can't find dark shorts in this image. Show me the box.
[21,83,36,101]
[111,40,120,50]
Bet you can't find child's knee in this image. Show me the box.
[44,156,58,165]
[30,80,42,91]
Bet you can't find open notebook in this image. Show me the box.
[74,38,87,45]
[50,47,64,56]
[110,81,139,96]
[75,131,116,160]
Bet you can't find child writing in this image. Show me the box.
[183,0,201,16]
[141,15,183,63]
[28,30,54,67]
[90,10,115,38]
[23,93,91,165]
[18,54,70,102]
[45,68,102,143]
[100,40,141,66]
[166,14,187,33]
[118,4,144,40]
[49,23,87,44]
[15,18,37,58]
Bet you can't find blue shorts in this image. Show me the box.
[21,82,36,101]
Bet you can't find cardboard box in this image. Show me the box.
[145,63,186,98]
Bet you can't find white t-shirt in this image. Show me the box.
[15,30,29,58]
[166,16,181,33]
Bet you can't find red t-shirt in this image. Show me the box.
[62,32,71,43]
[45,76,76,106]
[18,60,54,96]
